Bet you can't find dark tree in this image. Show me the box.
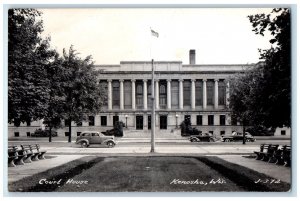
[229,8,291,132]
[60,46,106,142]
[8,9,56,124]
[43,53,66,142]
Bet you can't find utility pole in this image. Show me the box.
[150,59,155,152]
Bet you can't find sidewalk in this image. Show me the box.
[40,144,258,154]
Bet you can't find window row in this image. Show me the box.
[100,79,227,109]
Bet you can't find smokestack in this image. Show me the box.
[189,49,196,65]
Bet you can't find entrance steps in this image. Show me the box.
[122,129,183,139]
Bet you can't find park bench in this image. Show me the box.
[8,146,18,167]
[20,144,34,163]
[273,145,291,167]
[8,145,28,166]
[253,144,279,162]
[21,144,47,162]
[33,144,47,160]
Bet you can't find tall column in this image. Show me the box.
[214,79,219,109]
[191,79,195,109]
[167,79,171,109]
[131,79,136,110]
[143,79,148,110]
[119,79,124,110]
[202,79,207,109]
[179,79,183,110]
[155,80,159,109]
[108,79,112,110]
[226,81,230,108]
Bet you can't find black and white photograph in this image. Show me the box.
[3,2,296,196]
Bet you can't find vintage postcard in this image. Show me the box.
[6,6,293,194]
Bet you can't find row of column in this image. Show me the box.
[107,79,230,110]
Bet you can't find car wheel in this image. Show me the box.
[246,139,251,142]
[107,141,115,148]
[224,139,231,142]
[191,138,196,142]
[81,141,88,148]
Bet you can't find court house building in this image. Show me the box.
[11,50,268,138]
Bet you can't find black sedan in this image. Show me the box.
[190,133,214,142]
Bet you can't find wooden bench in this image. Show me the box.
[20,145,34,163]
[8,146,18,167]
[253,144,279,161]
[273,145,291,166]
[21,144,47,162]
[33,144,47,160]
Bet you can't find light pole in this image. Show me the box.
[150,59,155,153]
[175,114,179,128]
[125,115,128,128]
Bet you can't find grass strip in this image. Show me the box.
[196,156,290,192]
[8,156,104,192]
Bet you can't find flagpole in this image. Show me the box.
[150,59,155,152]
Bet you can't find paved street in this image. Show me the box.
[8,136,290,155]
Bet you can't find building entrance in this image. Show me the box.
[136,116,143,130]
[148,115,151,130]
[160,115,167,129]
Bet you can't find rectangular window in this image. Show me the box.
[196,115,202,126]
[160,115,168,129]
[195,80,203,106]
[148,115,151,130]
[218,80,226,105]
[99,80,108,106]
[112,80,120,108]
[208,115,214,125]
[77,122,82,126]
[65,132,70,137]
[89,116,95,126]
[27,132,30,137]
[183,80,191,106]
[124,80,132,109]
[26,120,31,126]
[171,81,179,108]
[220,115,226,125]
[77,132,81,136]
[136,81,143,109]
[14,132,19,137]
[101,116,107,126]
[147,81,152,108]
[159,81,167,109]
[209,131,214,135]
[113,116,119,126]
[281,130,286,135]
[136,116,143,130]
[207,80,214,105]
[220,131,225,136]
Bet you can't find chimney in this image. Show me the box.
[189,49,196,65]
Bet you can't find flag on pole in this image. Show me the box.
[151,29,159,38]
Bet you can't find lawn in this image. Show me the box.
[8,156,290,192]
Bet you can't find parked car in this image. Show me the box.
[221,132,256,142]
[190,133,214,142]
[76,131,117,148]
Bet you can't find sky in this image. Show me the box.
[40,8,274,65]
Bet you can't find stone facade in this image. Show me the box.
[8,52,290,138]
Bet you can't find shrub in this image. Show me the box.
[31,128,57,137]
